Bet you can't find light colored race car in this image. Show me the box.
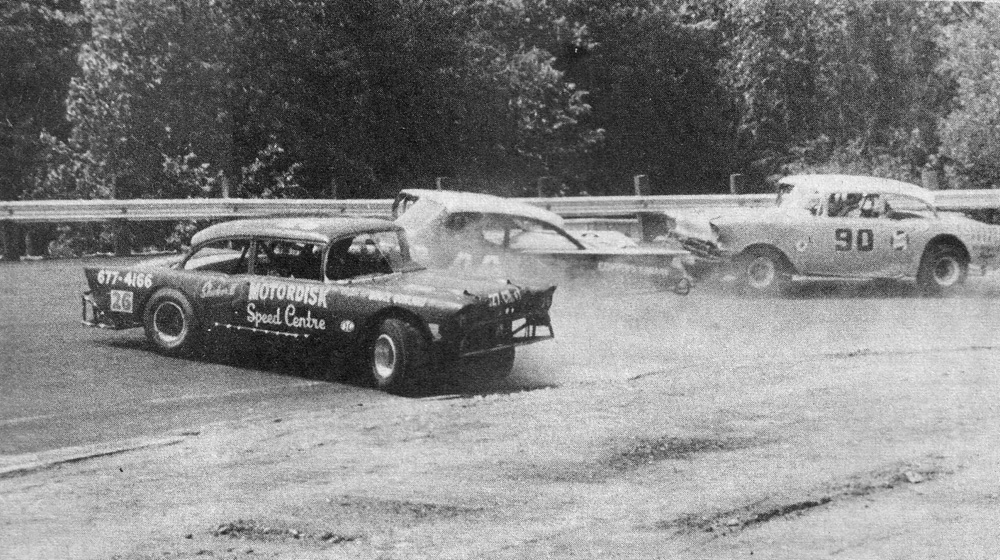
[393,188,693,294]
[81,217,556,392]
[669,174,1000,295]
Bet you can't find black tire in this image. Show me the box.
[917,244,967,296]
[736,247,790,296]
[369,318,430,393]
[143,288,200,355]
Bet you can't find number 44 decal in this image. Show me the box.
[835,228,874,252]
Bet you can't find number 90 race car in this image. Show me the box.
[668,174,1000,295]
[82,217,555,392]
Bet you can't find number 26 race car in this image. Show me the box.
[82,217,556,392]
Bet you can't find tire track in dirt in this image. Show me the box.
[652,454,954,537]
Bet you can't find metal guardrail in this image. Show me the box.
[0,198,393,223]
[1,189,999,223]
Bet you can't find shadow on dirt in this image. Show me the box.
[695,277,950,300]
[100,335,557,399]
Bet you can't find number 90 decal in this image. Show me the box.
[835,228,874,252]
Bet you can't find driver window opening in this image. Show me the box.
[252,239,323,280]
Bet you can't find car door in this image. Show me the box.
[241,238,332,340]
[808,192,916,278]
[801,192,873,276]
[180,237,252,330]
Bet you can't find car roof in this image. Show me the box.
[779,174,934,205]
[190,216,399,247]
[399,189,566,228]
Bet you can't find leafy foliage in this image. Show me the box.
[721,0,956,185]
[6,0,1000,216]
[0,0,85,201]
[937,4,1000,189]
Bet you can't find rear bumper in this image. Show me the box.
[81,292,140,330]
[454,314,554,358]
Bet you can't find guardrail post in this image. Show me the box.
[633,175,652,241]
[112,219,131,256]
[537,176,554,197]
[1,221,24,261]
[633,174,649,196]
[922,169,940,190]
[729,173,744,194]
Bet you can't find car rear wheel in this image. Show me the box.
[737,248,790,295]
[143,289,200,355]
[369,318,429,393]
[917,245,967,296]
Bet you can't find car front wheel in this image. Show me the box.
[737,248,790,295]
[917,245,967,296]
[369,318,429,393]
[143,288,200,355]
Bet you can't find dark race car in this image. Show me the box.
[82,217,555,392]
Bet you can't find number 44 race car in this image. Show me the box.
[668,174,1000,295]
[82,217,555,392]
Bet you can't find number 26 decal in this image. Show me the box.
[835,228,874,252]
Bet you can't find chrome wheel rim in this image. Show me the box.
[747,257,776,289]
[372,334,398,381]
[933,257,961,287]
[153,301,186,344]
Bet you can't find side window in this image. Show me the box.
[252,239,323,280]
[326,232,398,281]
[827,193,865,218]
[444,213,509,248]
[183,239,250,273]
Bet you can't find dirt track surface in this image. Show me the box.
[3,258,1000,558]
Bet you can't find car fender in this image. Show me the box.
[919,234,969,264]
[737,243,796,272]
[356,306,432,348]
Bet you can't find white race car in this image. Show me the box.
[393,189,693,294]
[669,174,1000,295]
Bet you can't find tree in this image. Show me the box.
[937,4,1000,189]
[29,0,597,200]
[0,0,85,201]
[721,0,956,187]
